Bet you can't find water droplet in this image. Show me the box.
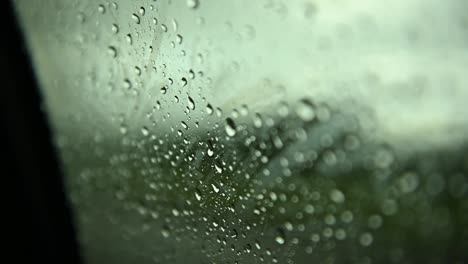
[368,215,383,229]
[323,227,333,238]
[311,234,320,242]
[399,172,419,193]
[335,229,346,240]
[207,147,214,157]
[181,77,188,87]
[253,113,263,128]
[181,121,188,129]
[152,18,158,25]
[139,7,145,16]
[108,46,117,57]
[172,208,179,216]
[196,53,204,64]
[296,99,316,121]
[231,229,238,239]
[255,241,261,249]
[161,226,171,238]
[188,70,195,79]
[172,19,178,32]
[111,23,119,34]
[212,183,220,193]
[134,66,141,76]
[195,189,202,201]
[187,96,195,110]
[225,118,237,137]
[214,164,223,173]
[374,148,394,168]
[381,199,398,216]
[141,126,149,136]
[126,34,133,45]
[161,86,168,94]
[273,135,283,149]
[123,79,132,89]
[329,189,345,203]
[132,14,140,24]
[341,210,354,223]
[98,4,106,14]
[324,214,336,225]
[359,232,373,247]
[119,125,127,134]
[275,229,285,245]
[176,34,183,44]
[161,24,168,32]
[206,104,214,115]
[304,204,315,214]
[186,0,200,9]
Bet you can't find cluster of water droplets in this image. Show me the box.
[32,0,468,263]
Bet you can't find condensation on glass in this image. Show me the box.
[13,0,468,263]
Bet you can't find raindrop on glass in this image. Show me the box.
[206,104,214,115]
[108,46,117,58]
[126,34,133,45]
[139,7,145,16]
[275,229,286,245]
[141,126,149,136]
[296,99,316,122]
[176,34,183,44]
[225,118,237,137]
[132,14,140,24]
[187,96,195,110]
[98,4,106,14]
[186,0,200,9]
[111,23,119,34]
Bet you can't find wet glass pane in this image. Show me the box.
[14,0,468,263]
